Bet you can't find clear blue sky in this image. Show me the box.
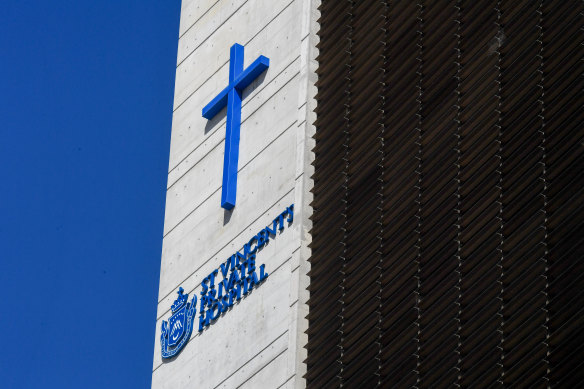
[0,1,180,387]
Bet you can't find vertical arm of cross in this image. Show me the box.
[221,44,244,209]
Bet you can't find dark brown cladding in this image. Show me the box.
[307,0,584,387]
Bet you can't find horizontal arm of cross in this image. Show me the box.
[202,55,269,119]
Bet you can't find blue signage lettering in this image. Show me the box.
[160,205,294,358]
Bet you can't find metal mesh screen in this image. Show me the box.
[307,1,584,387]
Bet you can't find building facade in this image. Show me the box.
[154,0,583,388]
[152,0,317,387]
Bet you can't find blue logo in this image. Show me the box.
[202,43,270,210]
[160,287,197,359]
[159,205,293,360]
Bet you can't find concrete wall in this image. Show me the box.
[152,0,318,387]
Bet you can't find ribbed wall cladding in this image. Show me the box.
[306,1,584,387]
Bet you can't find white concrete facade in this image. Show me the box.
[152,0,318,388]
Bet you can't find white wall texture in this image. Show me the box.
[152,0,319,387]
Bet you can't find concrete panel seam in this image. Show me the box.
[157,186,295,304]
[177,0,293,69]
[157,255,292,321]
[156,256,293,321]
[212,330,288,389]
[179,0,222,40]
[167,137,223,192]
[163,120,297,237]
[172,0,296,111]
[177,0,250,68]
[153,257,293,371]
[235,348,289,389]
[168,56,300,175]
[168,65,300,182]
[276,374,295,389]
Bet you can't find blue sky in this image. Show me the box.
[0,1,180,387]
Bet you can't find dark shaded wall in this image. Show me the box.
[307,1,583,387]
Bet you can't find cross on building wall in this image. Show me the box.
[202,43,270,210]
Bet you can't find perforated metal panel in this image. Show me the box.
[307,1,584,387]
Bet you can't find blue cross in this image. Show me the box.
[202,43,269,210]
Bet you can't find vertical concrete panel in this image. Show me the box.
[153,0,318,387]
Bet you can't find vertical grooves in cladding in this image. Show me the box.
[379,1,420,387]
[544,1,584,387]
[306,0,584,387]
[536,2,550,385]
[495,2,505,387]
[453,2,462,387]
[414,2,423,387]
[339,1,351,386]
[460,1,503,387]
[500,1,548,386]
[377,1,388,385]
[418,0,458,385]
[305,0,349,386]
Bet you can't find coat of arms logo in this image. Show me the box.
[160,287,196,359]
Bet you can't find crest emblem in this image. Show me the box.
[161,287,196,359]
